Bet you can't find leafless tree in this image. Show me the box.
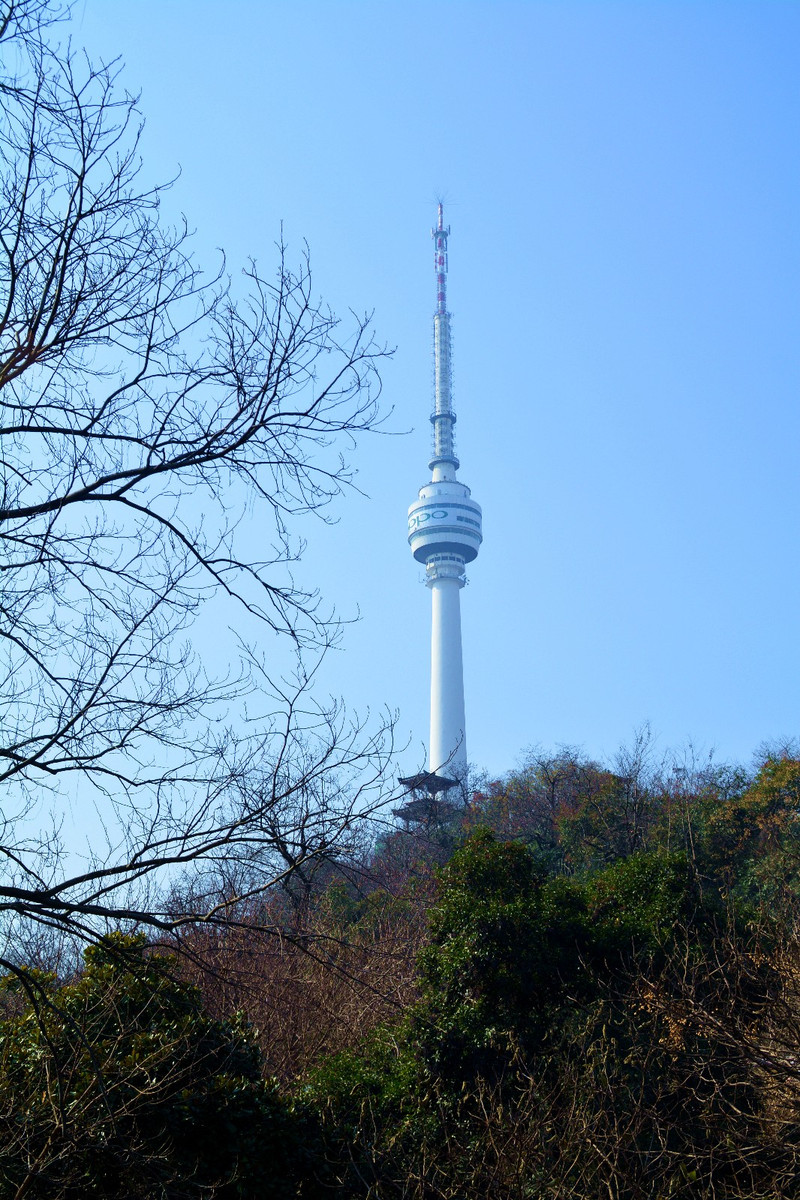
[0,0,396,966]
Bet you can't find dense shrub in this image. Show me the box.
[0,935,308,1199]
[309,833,798,1199]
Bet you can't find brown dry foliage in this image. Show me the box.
[177,879,436,1083]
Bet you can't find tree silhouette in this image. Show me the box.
[0,0,393,963]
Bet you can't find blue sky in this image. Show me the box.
[75,0,800,778]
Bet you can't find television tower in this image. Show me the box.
[406,204,482,789]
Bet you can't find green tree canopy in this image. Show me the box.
[0,934,306,1199]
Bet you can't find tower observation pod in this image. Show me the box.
[405,205,482,790]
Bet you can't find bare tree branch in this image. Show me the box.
[0,0,397,960]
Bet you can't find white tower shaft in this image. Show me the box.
[406,204,482,788]
[429,569,466,777]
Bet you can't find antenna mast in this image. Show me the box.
[430,203,458,479]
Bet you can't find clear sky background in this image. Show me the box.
[73,0,799,780]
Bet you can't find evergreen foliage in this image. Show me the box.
[3,753,800,1197]
[309,811,800,1199]
[0,935,306,1199]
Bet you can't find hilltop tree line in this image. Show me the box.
[4,741,800,1198]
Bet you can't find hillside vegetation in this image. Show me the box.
[4,744,800,1198]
